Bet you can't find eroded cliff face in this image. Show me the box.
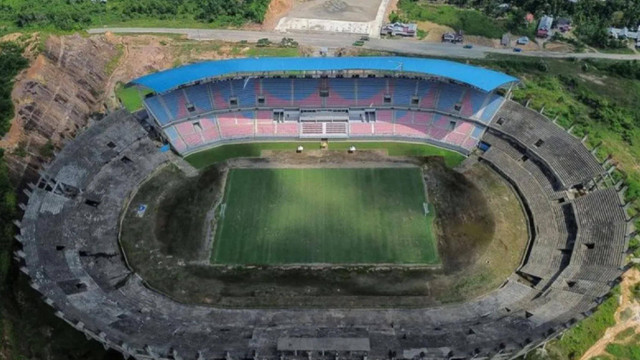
[2,34,118,186]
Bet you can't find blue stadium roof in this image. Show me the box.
[130,56,518,93]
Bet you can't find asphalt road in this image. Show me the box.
[87,27,640,60]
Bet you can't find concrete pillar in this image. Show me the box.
[525,99,531,108]
[615,179,625,190]
[12,220,21,228]
[27,282,40,292]
[602,156,613,167]
[120,343,133,358]
[607,165,617,175]
[628,213,640,223]
[553,115,558,124]
[18,203,26,211]
[145,345,159,359]
[27,182,35,190]
[567,125,575,134]
[22,188,31,197]
[14,234,23,243]
[595,176,605,189]
[197,351,206,360]
[619,185,629,196]
[624,201,634,212]
[226,351,232,360]
[539,106,545,115]
[172,349,183,360]
[627,230,638,240]
[581,134,588,143]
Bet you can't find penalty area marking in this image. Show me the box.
[423,202,430,216]
[220,203,227,219]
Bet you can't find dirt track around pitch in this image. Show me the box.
[120,150,528,308]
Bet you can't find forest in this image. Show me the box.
[0,0,271,31]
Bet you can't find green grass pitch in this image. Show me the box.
[211,168,439,265]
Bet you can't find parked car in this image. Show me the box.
[513,47,523,52]
[463,44,473,49]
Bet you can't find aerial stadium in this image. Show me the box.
[15,56,634,360]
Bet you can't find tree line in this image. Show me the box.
[402,0,640,48]
[0,0,272,31]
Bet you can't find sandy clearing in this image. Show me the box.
[579,268,640,360]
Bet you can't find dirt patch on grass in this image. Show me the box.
[416,20,454,42]
[464,35,500,48]
[120,152,528,308]
[424,158,495,272]
[579,268,640,360]
[578,73,606,86]
[544,41,574,52]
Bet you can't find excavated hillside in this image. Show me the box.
[2,32,313,188]
[2,34,118,186]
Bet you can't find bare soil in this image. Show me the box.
[416,21,454,42]
[120,151,528,308]
[262,0,295,30]
[580,268,640,360]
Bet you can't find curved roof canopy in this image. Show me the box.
[130,56,518,93]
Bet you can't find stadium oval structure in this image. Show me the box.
[18,57,633,360]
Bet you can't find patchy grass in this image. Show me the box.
[540,288,619,360]
[605,343,640,359]
[478,55,640,215]
[613,327,636,341]
[185,141,465,169]
[105,43,124,75]
[115,83,151,112]
[396,1,505,39]
[245,47,300,57]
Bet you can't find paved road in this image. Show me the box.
[87,27,640,60]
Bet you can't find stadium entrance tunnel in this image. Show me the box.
[119,144,528,308]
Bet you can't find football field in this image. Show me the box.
[211,167,439,265]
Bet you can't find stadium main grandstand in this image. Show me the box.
[134,57,514,155]
[15,57,635,360]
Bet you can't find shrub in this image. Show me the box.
[397,1,505,39]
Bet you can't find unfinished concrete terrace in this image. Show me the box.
[275,0,390,36]
[287,0,384,22]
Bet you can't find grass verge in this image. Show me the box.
[115,84,151,112]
